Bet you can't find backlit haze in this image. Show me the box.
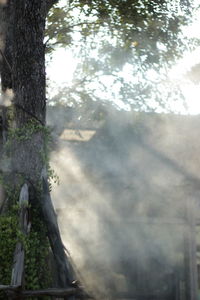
[46,2,200,298]
[46,2,200,115]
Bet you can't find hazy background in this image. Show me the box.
[44,1,200,297]
[48,110,200,297]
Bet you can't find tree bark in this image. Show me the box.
[12,0,46,125]
[0,0,75,291]
[0,0,14,211]
[11,0,46,181]
[0,0,13,92]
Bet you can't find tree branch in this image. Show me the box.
[46,0,59,14]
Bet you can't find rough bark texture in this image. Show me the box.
[0,0,13,92]
[10,1,74,286]
[0,0,74,291]
[11,0,46,180]
[13,0,46,125]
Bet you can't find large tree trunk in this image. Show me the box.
[13,0,46,125]
[12,0,46,181]
[0,0,74,291]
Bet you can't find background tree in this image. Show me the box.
[45,0,198,121]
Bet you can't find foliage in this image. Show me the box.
[24,207,52,291]
[0,174,20,204]
[47,0,193,64]
[0,204,52,299]
[45,0,200,114]
[72,0,194,66]
[0,206,18,286]
[0,118,59,189]
[0,119,56,295]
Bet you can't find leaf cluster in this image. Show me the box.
[0,205,52,299]
[46,1,200,116]
[0,207,18,286]
[24,208,52,291]
[47,0,193,66]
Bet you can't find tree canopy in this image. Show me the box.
[45,0,199,119]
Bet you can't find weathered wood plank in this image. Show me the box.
[19,183,29,205]
[22,287,91,298]
[0,286,172,299]
[0,285,21,291]
[41,169,74,289]
[11,184,30,288]
[0,286,92,298]
[10,243,25,286]
[0,287,173,299]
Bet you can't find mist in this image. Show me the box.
[0,0,200,299]
[49,110,200,299]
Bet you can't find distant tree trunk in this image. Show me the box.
[0,0,73,290]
